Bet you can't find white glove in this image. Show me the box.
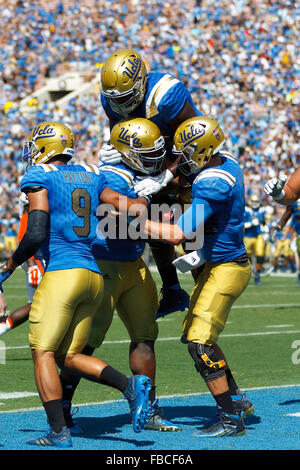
[27,265,42,288]
[98,143,122,165]
[264,175,287,201]
[172,250,205,273]
[18,192,29,218]
[134,169,174,197]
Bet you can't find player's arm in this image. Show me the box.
[275,205,293,230]
[100,186,149,215]
[5,189,49,272]
[264,169,300,205]
[139,197,213,245]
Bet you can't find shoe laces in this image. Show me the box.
[149,399,163,418]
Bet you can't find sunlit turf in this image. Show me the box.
[0,268,299,412]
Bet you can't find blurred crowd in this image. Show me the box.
[0,0,299,258]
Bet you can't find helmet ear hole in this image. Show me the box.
[40,146,45,154]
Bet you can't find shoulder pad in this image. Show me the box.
[145,74,181,119]
[194,168,236,188]
[99,165,135,187]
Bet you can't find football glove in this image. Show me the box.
[0,264,13,293]
[134,169,174,197]
[18,192,29,218]
[264,176,287,201]
[98,143,122,165]
[27,265,43,288]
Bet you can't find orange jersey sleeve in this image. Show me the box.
[17,213,28,242]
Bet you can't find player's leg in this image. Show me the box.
[183,260,252,437]
[57,269,150,434]
[28,269,150,447]
[59,260,120,432]
[117,258,181,431]
[254,235,265,285]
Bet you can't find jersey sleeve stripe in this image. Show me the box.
[99,166,135,187]
[195,169,236,187]
[145,74,180,118]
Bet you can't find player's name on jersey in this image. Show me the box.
[62,171,93,185]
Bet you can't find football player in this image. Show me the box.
[59,118,181,433]
[134,116,253,437]
[0,121,151,447]
[243,195,265,285]
[272,227,295,273]
[99,48,202,317]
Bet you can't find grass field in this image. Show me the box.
[0,267,300,414]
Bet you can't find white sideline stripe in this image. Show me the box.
[1,383,300,414]
[285,412,300,417]
[0,392,38,399]
[2,326,300,352]
[265,324,294,328]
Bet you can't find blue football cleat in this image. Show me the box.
[145,398,182,431]
[62,400,82,435]
[254,273,261,286]
[231,394,254,418]
[195,412,246,437]
[157,287,190,318]
[124,375,151,433]
[27,426,72,448]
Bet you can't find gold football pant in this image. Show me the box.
[274,240,292,258]
[182,260,251,345]
[244,235,265,257]
[87,258,159,349]
[29,269,104,356]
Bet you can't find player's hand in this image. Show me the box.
[264,176,287,201]
[98,143,122,165]
[0,264,13,293]
[134,169,173,197]
[27,265,42,288]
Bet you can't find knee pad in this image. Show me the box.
[188,342,226,382]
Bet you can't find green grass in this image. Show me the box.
[1,268,300,412]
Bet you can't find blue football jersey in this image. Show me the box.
[290,201,300,234]
[244,206,265,237]
[177,152,247,262]
[101,72,201,142]
[92,163,145,262]
[20,163,107,273]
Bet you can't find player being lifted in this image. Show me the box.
[133,116,253,437]
[99,48,202,317]
[0,121,151,447]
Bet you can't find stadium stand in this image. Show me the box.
[0,0,299,260]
